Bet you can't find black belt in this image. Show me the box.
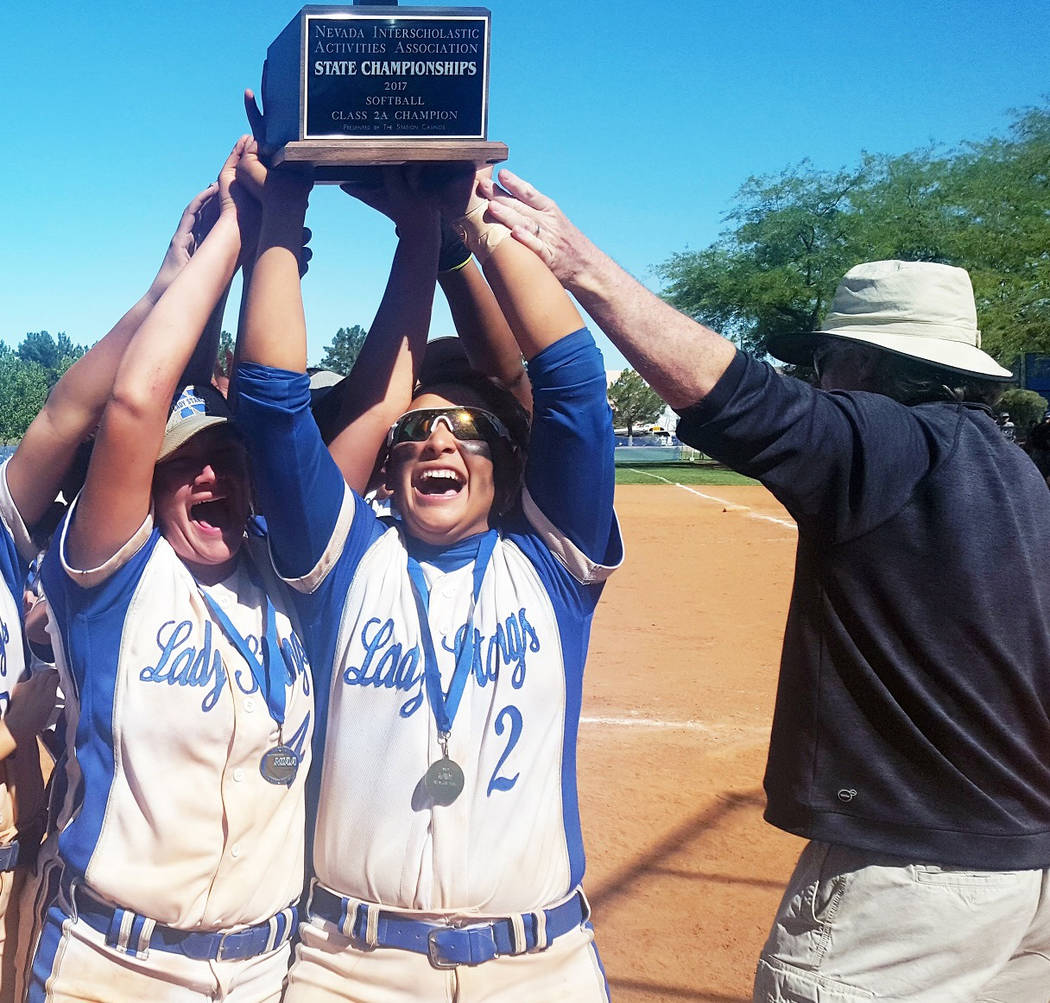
[64,877,297,962]
[309,883,590,969]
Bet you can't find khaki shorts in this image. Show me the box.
[754,841,1050,1002]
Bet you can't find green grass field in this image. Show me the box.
[614,463,757,486]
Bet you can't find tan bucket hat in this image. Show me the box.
[766,260,1013,380]
[157,384,232,461]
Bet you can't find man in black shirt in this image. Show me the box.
[480,171,1050,1001]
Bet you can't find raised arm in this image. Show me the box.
[67,140,248,570]
[234,139,311,375]
[481,169,736,408]
[458,169,617,564]
[316,168,441,492]
[6,182,220,531]
[456,169,583,362]
[436,223,531,414]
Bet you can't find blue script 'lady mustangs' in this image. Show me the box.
[39,516,312,929]
[237,327,623,915]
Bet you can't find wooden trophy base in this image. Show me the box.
[272,140,509,183]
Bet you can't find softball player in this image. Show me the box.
[0,169,243,1002]
[0,476,56,1003]
[234,150,620,1000]
[27,139,313,1003]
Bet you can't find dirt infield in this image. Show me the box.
[579,483,804,1002]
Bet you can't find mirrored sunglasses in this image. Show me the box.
[386,407,512,449]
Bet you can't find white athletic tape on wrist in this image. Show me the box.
[454,201,511,264]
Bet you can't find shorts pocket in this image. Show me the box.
[807,845,850,928]
[796,842,853,965]
[755,957,876,1002]
[910,863,1021,887]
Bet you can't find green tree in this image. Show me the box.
[319,325,367,375]
[607,369,664,440]
[17,330,85,382]
[0,345,50,442]
[657,103,1050,366]
[999,388,1047,440]
[216,330,235,377]
[659,163,871,355]
[947,105,1050,360]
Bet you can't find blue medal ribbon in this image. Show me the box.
[198,562,286,730]
[406,530,497,741]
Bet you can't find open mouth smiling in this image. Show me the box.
[414,468,465,498]
[190,497,230,531]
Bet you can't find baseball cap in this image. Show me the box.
[766,260,1013,381]
[157,384,232,461]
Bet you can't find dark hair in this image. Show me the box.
[820,341,1006,407]
[413,367,531,451]
[412,367,531,513]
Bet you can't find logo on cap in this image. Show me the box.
[173,388,209,420]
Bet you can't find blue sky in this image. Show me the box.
[2,1,1047,370]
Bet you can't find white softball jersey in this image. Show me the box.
[301,493,616,912]
[39,508,314,929]
[0,458,36,844]
[237,328,622,917]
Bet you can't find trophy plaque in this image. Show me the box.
[262,3,507,180]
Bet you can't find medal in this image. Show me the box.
[200,564,302,789]
[406,532,497,810]
[423,755,465,806]
[260,743,300,786]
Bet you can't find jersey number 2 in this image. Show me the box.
[487,705,522,797]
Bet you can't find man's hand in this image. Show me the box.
[481,169,597,289]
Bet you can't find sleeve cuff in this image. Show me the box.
[0,459,36,564]
[59,496,154,589]
[674,349,750,423]
[521,487,624,584]
[276,483,357,594]
[525,328,597,389]
[235,361,312,412]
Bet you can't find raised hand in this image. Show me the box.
[239,91,312,201]
[218,134,251,217]
[340,164,440,241]
[235,129,269,200]
[480,169,595,286]
[151,182,220,297]
[243,87,270,156]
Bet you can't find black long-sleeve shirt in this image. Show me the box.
[677,350,1050,868]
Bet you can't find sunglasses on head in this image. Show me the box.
[386,407,513,449]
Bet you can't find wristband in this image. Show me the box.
[438,219,472,273]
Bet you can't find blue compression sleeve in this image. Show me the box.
[235,362,349,580]
[524,329,617,563]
